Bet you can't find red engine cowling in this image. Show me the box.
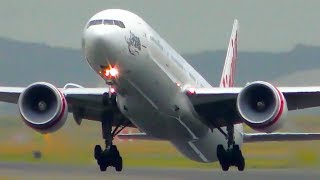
[236,81,288,133]
[18,82,68,134]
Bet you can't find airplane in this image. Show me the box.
[2,9,320,172]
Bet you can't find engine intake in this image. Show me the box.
[236,81,287,132]
[18,82,68,133]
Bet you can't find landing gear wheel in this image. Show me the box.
[237,156,245,171]
[233,144,240,152]
[94,113,129,172]
[221,160,230,172]
[99,162,107,171]
[95,147,122,172]
[94,145,102,160]
[216,144,245,171]
[232,145,245,171]
[217,145,224,159]
[217,144,230,171]
[115,156,123,172]
[96,149,123,172]
[216,121,246,171]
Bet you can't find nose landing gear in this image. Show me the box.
[94,113,128,172]
[94,144,123,172]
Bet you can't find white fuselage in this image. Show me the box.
[82,9,243,163]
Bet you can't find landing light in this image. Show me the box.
[109,68,118,77]
[104,66,119,78]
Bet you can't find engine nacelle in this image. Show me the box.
[18,82,68,134]
[236,81,288,132]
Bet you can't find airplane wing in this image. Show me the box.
[190,86,320,110]
[243,132,320,142]
[0,87,24,103]
[188,86,320,128]
[0,86,134,126]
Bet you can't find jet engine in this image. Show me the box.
[236,81,288,132]
[18,82,68,134]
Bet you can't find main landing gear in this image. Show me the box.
[216,124,245,171]
[94,113,128,172]
[94,144,122,172]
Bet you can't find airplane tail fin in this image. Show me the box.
[219,19,239,88]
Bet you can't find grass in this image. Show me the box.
[1,115,320,169]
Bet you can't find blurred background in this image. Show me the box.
[1,0,320,169]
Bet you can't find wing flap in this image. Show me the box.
[243,132,320,143]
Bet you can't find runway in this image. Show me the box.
[0,162,319,180]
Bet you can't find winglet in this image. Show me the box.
[219,19,239,88]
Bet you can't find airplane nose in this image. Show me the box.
[83,26,122,57]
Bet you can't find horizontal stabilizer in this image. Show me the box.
[117,133,162,141]
[243,132,320,143]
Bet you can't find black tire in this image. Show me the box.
[221,152,231,171]
[233,145,240,152]
[99,163,107,171]
[217,145,229,171]
[94,145,102,160]
[115,156,123,172]
[216,145,224,160]
[221,163,229,171]
[237,157,245,171]
[232,144,244,170]
[111,145,121,158]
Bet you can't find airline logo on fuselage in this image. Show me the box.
[125,31,141,56]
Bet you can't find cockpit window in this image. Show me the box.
[95,20,103,25]
[87,19,125,29]
[87,19,103,28]
[114,20,125,28]
[104,19,114,25]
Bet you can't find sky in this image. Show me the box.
[0,1,319,53]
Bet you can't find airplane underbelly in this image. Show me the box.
[115,51,208,140]
[115,68,200,140]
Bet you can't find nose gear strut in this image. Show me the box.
[94,108,129,172]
